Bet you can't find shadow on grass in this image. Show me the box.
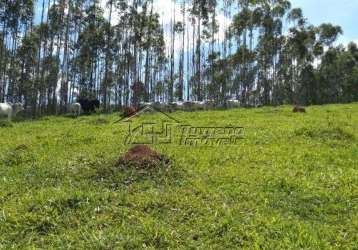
[294,126,355,141]
[1,144,36,167]
[264,178,354,223]
[90,158,184,189]
[61,152,185,190]
[89,117,110,125]
[0,120,13,127]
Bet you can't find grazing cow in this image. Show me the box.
[173,101,184,111]
[183,101,195,111]
[0,103,24,121]
[122,106,138,118]
[69,103,82,116]
[140,102,153,107]
[152,102,166,111]
[92,99,100,110]
[204,100,216,110]
[293,105,306,113]
[227,100,240,108]
[77,98,100,114]
[192,101,206,110]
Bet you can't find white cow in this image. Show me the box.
[227,99,240,108]
[173,101,184,110]
[0,103,24,122]
[140,102,153,106]
[69,102,82,116]
[192,101,206,110]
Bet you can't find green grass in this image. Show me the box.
[0,104,357,249]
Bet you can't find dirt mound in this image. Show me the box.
[117,145,170,169]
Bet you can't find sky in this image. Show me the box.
[290,0,358,45]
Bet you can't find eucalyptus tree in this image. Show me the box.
[59,0,74,112]
[102,0,115,110]
[43,0,66,112]
[16,31,38,112]
[189,0,217,101]
[74,2,106,96]
[317,23,343,48]
[2,0,34,102]
[176,0,186,102]
[0,0,6,101]
[141,0,167,103]
[287,21,342,105]
[0,30,7,102]
[316,42,358,104]
[254,0,291,105]
[344,42,358,102]
[230,0,263,104]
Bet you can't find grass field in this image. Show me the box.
[0,104,357,249]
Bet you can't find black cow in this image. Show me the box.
[78,98,100,114]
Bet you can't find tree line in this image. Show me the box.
[0,0,357,116]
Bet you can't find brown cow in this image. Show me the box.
[293,105,306,113]
[122,106,138,117]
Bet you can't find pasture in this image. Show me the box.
[0,104,357,249]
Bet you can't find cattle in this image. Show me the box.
[69,103,82,116]
[204,100,216,110]
[152,102,166,111]
[293,105,306,113]
[183,101,195,111]
[122,106,138,118]
[193,101,206,110]
[181,101,205,111]
[77,98,100,114]
[0,103,24,121]
[140,102,153,107]
[227,100,240,108]
[172,101,184,111]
